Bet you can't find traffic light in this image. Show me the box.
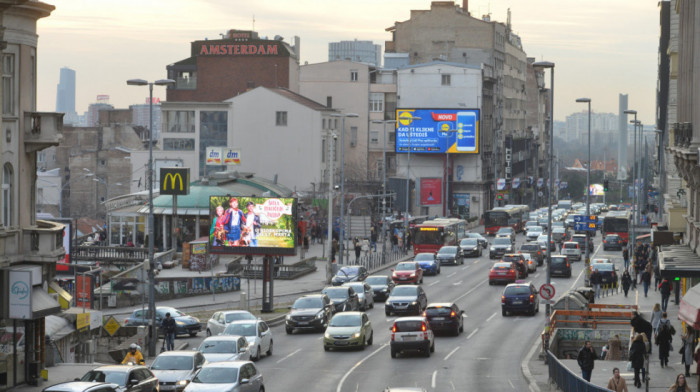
[603,180,609,192]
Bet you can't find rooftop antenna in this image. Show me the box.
[252,14,255,31]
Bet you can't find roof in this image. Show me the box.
[268,87,336,112]
[659,245,700,278]
[398,60,481,71]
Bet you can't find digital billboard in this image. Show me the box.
[209,196,297,255]
[395,109,480,154]
[420,178,442,205]
[588,184,605,196]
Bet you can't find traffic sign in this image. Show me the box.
[540,283,555,300]
[574,222,597,231]
[103,316,121,337]
[573,215,598,223]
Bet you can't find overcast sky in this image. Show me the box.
[36,0,659,124]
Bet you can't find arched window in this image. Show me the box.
[3,163,12,226]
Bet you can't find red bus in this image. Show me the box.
[483,206,528,235]
[504,204,530,231]
[412,218,468,255]
[602,210,631,244]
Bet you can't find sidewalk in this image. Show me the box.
[524,279,688,391]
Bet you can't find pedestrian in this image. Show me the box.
[660,278,672,312]
[657,322,673,368]
[391,233,399,253]
[668,374,692,392]
[361,238,370,258]
[577,340,597,382]
[590,268,602,299]
[622,270,632,297]
[607,334,623,361]
[623,247,630,271]
[631,311,653,354]
[641,268,652,297]
[654,263,662,291]
[161,312,176,351]
[331,237,339,263]
[606,367,629,392]
[694,344,700,377]
[370,227,377,252]
[681,331,695,377]
[651,303,663,336]
[629,333,647,388]
[354,238,361,262]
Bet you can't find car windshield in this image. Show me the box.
[395,263,416,271]
[160,308,185,317]
[81,370,127,386]
[460,239,478,246]
[223,322,256,337]
[337,267,359,276]
[329,314,361,327]
[225,312,255,323]
[198,340,237,353]
[292,297,323,309]
[592,264,614,272]
[553,228,565,233]
[345,283,364,292]
[521,245,538,251]
[502,255,521,263]
[393,320,424,332]
[192,367,238,384]
[563,243,578,249]
[494,238,511,245]
[528,227,543,232]
[493,263,512,269]
[414,253,435,261]
[365,277,387,285]
[504,286,531,296]
[468,233,485,240]
[438,247,457,254]
[323,288,349,299]
[551,257,568,266]
[391,286,417,296]
[151,355,193,371]
[497,228,513,234]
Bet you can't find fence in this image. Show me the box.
[547,350,611,392]
[348,247,409,271]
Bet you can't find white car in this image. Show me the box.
[521,253,537,272]
[561,241,582,261]
[206,310,256,337]
[184,361,263,392]
[526,226,544,242]
[197,335,251,363]
[343,281,375,311]
[389,316,435,358]
[223,320,273,362]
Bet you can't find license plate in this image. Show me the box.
[334,341,348,345]
[298,321,309,325]
[403,335,416,341]
[512,301,523,305]
[498,272,506,275]
[400,277,407,280]
[433,317,445,321]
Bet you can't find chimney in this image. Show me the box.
[463,0,468,12]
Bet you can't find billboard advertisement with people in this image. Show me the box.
[209,196,297,255]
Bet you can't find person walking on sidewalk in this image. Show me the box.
[591,268,602,299]
[630,333,647,388]
[657,322,673,368]
[161,312,176,351]
[668,374,692,392]
[660,278,673,312]
[606,367,629,392]
[642,268,652,297]
[623,247,630,271]
[631,311,654,354]
[622,270,632,297]
[577,340,597,382]
[651,303,663,336]
[681,331,695,377]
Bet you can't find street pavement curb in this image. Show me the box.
[523,336,543,392]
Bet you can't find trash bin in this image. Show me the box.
[27,361,40,385]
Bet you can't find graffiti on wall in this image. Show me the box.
[152,275,241,300]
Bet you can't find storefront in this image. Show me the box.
[659,244,700,330]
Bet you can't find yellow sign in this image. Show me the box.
[420,227,438,231]
[160,168,190,196]
[76,313,90,330]
[103,316,120,337]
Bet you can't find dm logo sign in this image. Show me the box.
[11,281,29,299]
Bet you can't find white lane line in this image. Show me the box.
[336,343,388,392]
[509,379,516,389]
[444,346,461,360]
[428,280,441,287]
[431,370,438,389]
[466,328,479,340]
[447,272,457,278]
[276,348,300,364]
[486,312,497,322]
[462,266,469,270]
[533,273,540,278]
[455,280,487,302]
[473,260,480,264]
[523,334,542,392]
[453,280,463,286]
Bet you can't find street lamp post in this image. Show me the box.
[326,130,337,284]
[402,116,421,247]
[533,61,554,316]
[373,119,397,265]
[576,98,592,283]
[331,113,358,265]
[624,110,638,259]
[126,78,175,358]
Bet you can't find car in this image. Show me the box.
[383,389,427,392]
[603,234,624,251]
[525,220,540,230]
[124,306,201,337]
[42,382,119,392]
[365,275,395,302]
[206,310,256,337]
[501,254,528,278]
[79,365,159,392]
[435,246,464,265]
[538,217,550,230]
[501,283,539,316]
[590,262,619,287]
[521,253,536,272]
[150,350,206,392]
[197,335,251,363]
[343,281,375,310]
[464,232,488,249]
[488,262,519,285]
[609,204,619,211]
[496,227,515,242]
[389,316,435,358]
[423,302,464,336]
[519,243,544,266]
[459,238,482,257]
[222,319,273,361]
[413,252,440,275]
[489,237,514,259]
[331,265,369,286]
[571,234,594,252]
[561,241,582,261]
[550,255,572,278]
[183,360,263,392]
[551,227,569,243]
[385,285,428,316]
[525,226,544,242]
[391,262,424,284]
[565,215,576,228]
[323,311,373,351]
[285,294,333,334]
[322,286,360,312]
[536,234,556,252]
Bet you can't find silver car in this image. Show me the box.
[343,281,375,311]
[197,336,251,363]
[206,310,256,337]
[223,320,273,362]
[42,382,119,392]
[149,350,206,392]
[184,361,263,392]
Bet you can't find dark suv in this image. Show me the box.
[285,294,334,333]
[423,302,464,336]
[519,243,544,266]
[385,285,428,316]
[550,255,572,278]
[322,286,360,313]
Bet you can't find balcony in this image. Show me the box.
[24,112,64,153]
[673,122,692,148]
[21,220,66,263]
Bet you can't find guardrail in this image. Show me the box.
[547,350,611,392]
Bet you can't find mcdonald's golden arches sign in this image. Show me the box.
[160,168,190,196]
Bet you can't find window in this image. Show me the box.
[369,93,384,112]
[164,110,195,133]
[370,131,379,144]
[100,159,106,166]
[322,119,326,129]
[199,111,227,176]
[163,138,195,150]
[276,111,287,126]
[441,74,451,86]
[350,126,358,147]
[2,54,14,115]
[326,96,332,108]
[350,70,358,82]
[2,163,12,226]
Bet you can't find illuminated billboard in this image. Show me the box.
[395,109,479,154]
[209,196,297,256]
[589,184,605,196]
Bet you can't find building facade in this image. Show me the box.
[328,39,382,66]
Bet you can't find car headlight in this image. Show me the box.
[324,332,331,338]
[409,273,415,277]
[411,301,418,305]
[316,312,324,319]
[381,288,388,292]
[248,341,255,348]
[176,380,189,386]
[351,332,361,339]
[490,247,495,251]
[176,320,185,326]
[193,317,200,323]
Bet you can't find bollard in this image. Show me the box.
[240,292,248,310]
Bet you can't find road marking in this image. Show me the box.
[336,344,388,392]
[428,280,441,287]
[462,266,469,270]
[509,379,516,389]
[467,328,479,340]
[473,260,480,264]
[447,272,457,278]
[455,280,487,302]
[453,280,463,286]
[276,348,300,364]
[431,370,438,388]
[533,273,540,278]
[486,312,497,322]
[444,346,460,360]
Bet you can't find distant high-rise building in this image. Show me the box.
[618,94,628,180]
[329,39,381,66]
[130,103,163,140]
[56,67,78,124]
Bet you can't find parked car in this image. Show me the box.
[423,302,464,336]
[459,238,482,257]
[561,241,582,261]
[413,252,440,275]
[391,262,424,285]
[285,294,333,334]
[435,246,464,265]
[197,336,251,363]
[331,265,369,286]
[222,319,273,361]
[124,306,201,337]
[183,361,263,392]
[343,281,375,310]
[42,383,119,392]
[365,275,394,302]
[603,234,624,251]
[519,243,544,266]
[323,311,374,351]
[501,283,539,316]
[464,232,488,249]
[501,254,528,278]
[79,365,158,392]
[385,285,428,316]
[206,310,256,337]
[550,255,572,278]
[389,316,435,358]
[149,350,206,392]
[321,286,360,313]
[488,262,519,285]
[489,237,514,259]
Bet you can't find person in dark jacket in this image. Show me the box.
[621,270,632,297]
[577,340,597,382]
[641,269,652,297]
[629,333,647,388]
[660,278,672,312]
[590,268,602,299]
[161,312,176,351]
[631,312,653,354]
[657,322,673,368]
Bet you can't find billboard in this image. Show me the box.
[209,196,297,255]
[395,109,479,154]
[589,184,605,196]
[420,178,442,205]
[160,167,190,196]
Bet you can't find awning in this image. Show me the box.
[45,315,75,341]
[680,283,700,329]
[32,287,61,318]
[658,245,700,278]
[48,281,72,310]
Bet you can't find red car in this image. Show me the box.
[391,262,424,285]
[488,262,519,285]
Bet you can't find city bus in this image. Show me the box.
[504,204,531,230]
[483,206,528,235]
[602,210,631,245]
[412,218,468,255]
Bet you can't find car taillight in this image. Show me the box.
[566,263,570,268]
[422,323,429,340]
[450,310,456,318]
[124,318,129,324]
[422,311,427,317]
[501,295,505,304]
[529,294,535,303]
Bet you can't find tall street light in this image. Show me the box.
[632,120,642,226]
[326,130,337,283]
[403,116,421,245]
[576,98,592,282]
[533,60,554,316]
[372,119,397,265]
[331,112,358,265]
[126,78,175,357]
[624,110,637,258]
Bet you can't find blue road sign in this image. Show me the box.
[573,215,598,224]
[574,222,597,231]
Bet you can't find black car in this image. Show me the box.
[331,265,369,286]
[465,232,488,249]
[603,234,623,251]
[365,275,394,301]
[385,285,428,316]
[501,283,539,316]
[571,234,594,252]
[321,286,360,313]
[285,294,334,334]
[79,365,159,392]
[423,302,464,336]
[436,246,464,265]
[489,237,514,259]
[550,256,572,278]
[459,238,482,257]
[124,306,201,337]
